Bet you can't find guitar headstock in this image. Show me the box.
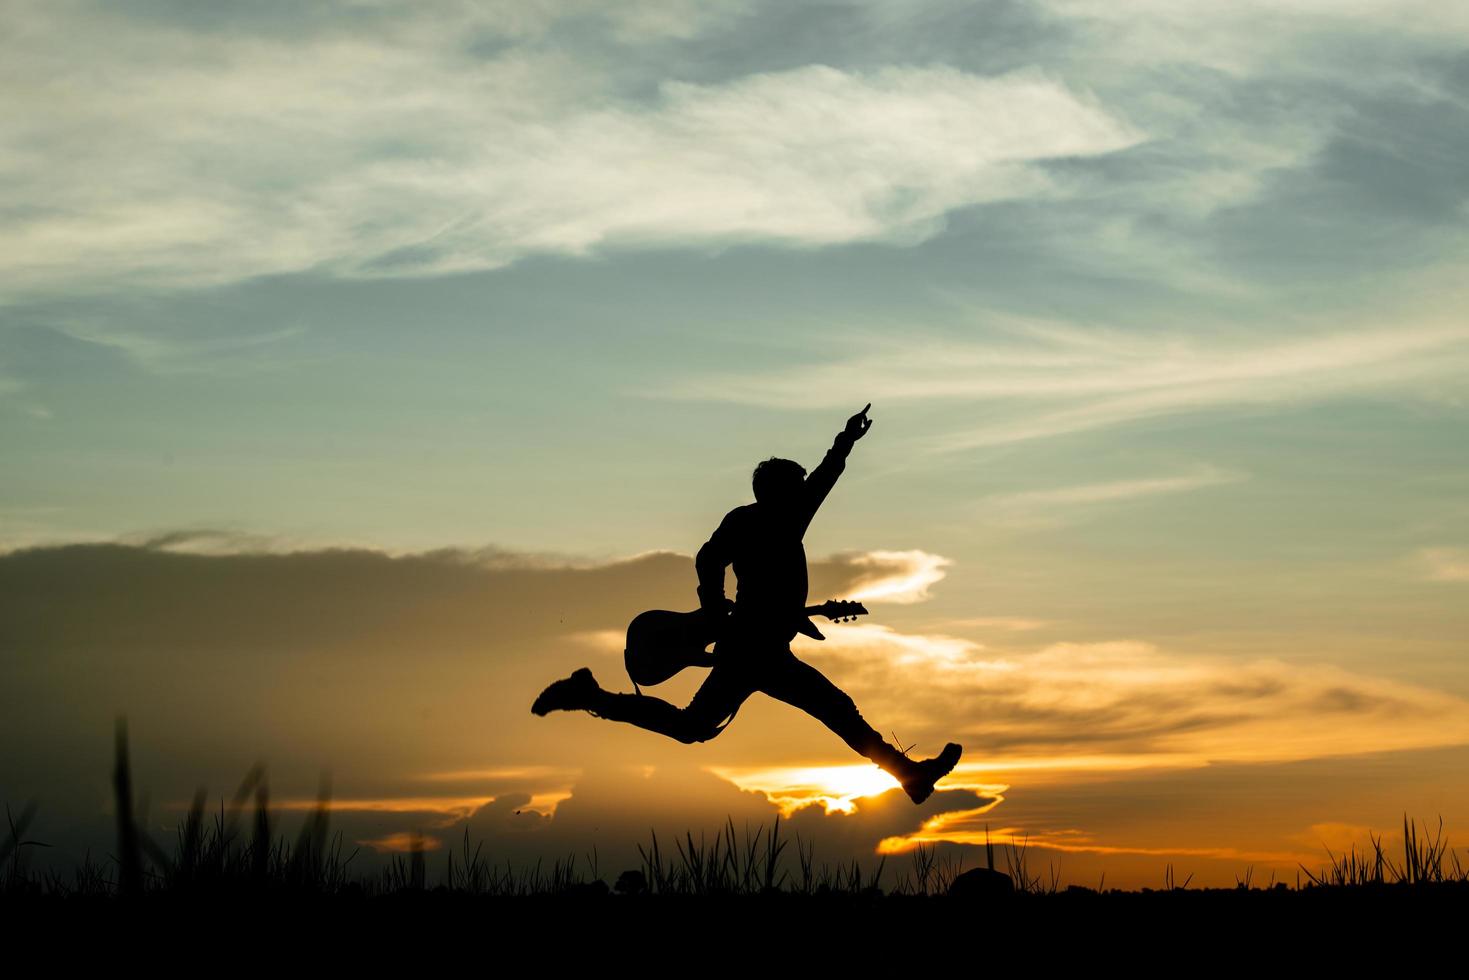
[815,599,869,623]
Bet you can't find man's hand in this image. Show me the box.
[842,403,873,442]
[698,589,736,618]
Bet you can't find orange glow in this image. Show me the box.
[276,795,492,826]
[359,831,444,854]
[876,823,1315,865]
[521,790,574,815]
[565,629,625,654]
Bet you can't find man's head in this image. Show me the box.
[752,457,806,507]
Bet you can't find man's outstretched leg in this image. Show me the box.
[531,664,755,745]
[758,651,962,805]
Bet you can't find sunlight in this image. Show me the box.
[706,763,904,815]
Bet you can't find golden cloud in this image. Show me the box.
[794,629,1469,771]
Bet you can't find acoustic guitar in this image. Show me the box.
[623,599,869,689]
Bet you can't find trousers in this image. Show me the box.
[589,629,908,772]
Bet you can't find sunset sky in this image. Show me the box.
[3,1,1468,889]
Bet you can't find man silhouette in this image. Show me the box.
[531,404,962,804]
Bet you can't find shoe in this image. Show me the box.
[899,742,962,805]
[531,667,600,716]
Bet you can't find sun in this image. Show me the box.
[707,763,904,816]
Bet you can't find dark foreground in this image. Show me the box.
[8,882,1469,961]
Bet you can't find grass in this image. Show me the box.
[5,717,1469,909]
[1297,814,1467,888]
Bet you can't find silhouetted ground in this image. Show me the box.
[7,882,1469,960]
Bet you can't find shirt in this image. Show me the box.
[695,430,856,644]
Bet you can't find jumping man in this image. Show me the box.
[531,404,963,804]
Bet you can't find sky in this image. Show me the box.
[2,0,1468,889]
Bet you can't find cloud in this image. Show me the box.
[7,0,1467,314]
[792,630,1469,769]
[1039,0,1469,78]
[977,466,1245,528]
[875,816,1313,865]
[708,760,1007,817]
[649,320,1469,449]
[0,537,954,851]
[2,4,1139,298]
[282,796,495,826]
[12,536,1446,792]
[8,534,1469,888]
[983,467,1243,510]
[1416,547,1469,582]
[817,549,953,604]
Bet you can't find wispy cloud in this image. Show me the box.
[983,467,1242,510]
[47,321,308,375]
[2,5,1139,298]
[1040,0,1469,78]
[651,320,1469,449]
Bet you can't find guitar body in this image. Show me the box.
[624,608,721,688]
[622,600,869,689]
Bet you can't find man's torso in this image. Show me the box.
[721,503,809,641]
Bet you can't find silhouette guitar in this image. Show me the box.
[624,599,869,688]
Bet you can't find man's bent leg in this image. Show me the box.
[758,651,965,804]
[756,652,917,778]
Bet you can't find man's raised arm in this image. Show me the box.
[799,403,873,534]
